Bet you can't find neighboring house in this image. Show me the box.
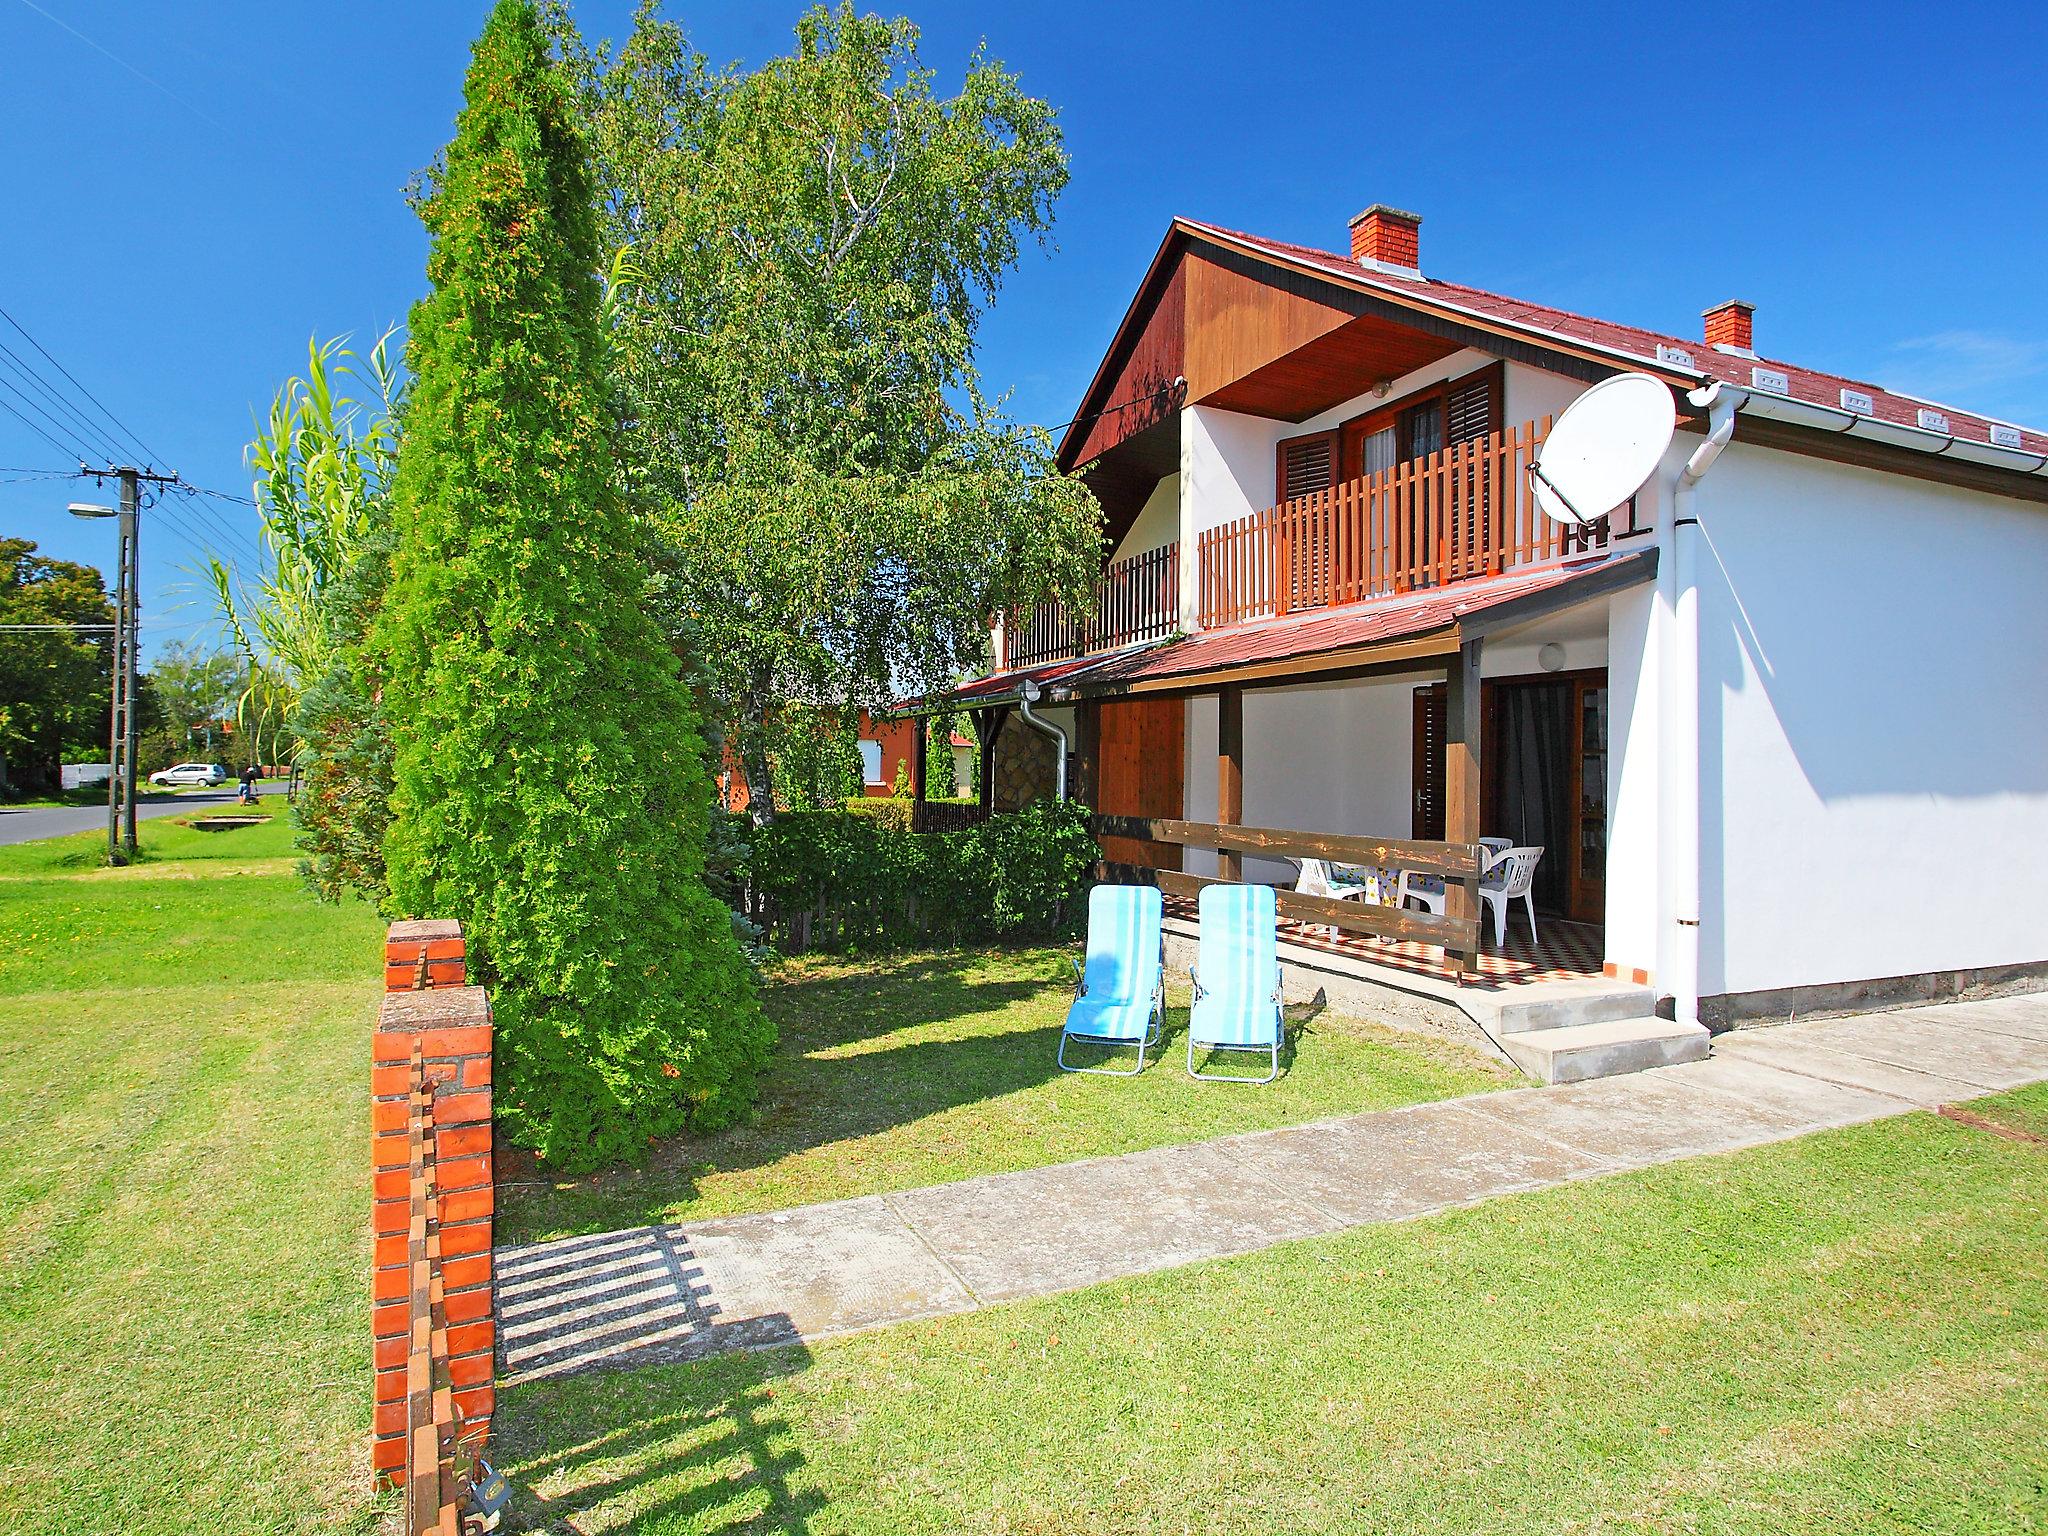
[903,203,2048,1063]
[716,710,971,810]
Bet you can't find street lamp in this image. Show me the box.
[70,498,138,861]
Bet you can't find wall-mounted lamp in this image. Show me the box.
[1538,642,1567,673]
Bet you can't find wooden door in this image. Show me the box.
[1484,669,1608,924]
[1570,676,1608,923]
[1096,696,1185,871]
[1411,685,1445,841]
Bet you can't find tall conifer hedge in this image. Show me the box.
[379,0,771,1170]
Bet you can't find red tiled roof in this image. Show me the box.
[909,553,1648,711]
[1181,219,2048,459]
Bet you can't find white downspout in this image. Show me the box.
[1018,679,1068,801]
[1668,381,1741,1030]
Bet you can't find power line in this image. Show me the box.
[180,480,259,509]
[0,313,265,567]
[0,370,100,463]
[0,302,169,470]
[0,389,86,462]
[0,305,269,568]
[165,485,267,568]
[0,340,127,463]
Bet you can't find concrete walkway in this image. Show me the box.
[495,994,2048,1385]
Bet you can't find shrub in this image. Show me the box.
[843,795,913,833]
[294,520,394,908]
[743,798,1095,951]
[376,0,771,1172]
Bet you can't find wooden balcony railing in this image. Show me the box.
[1008,541,1179,669]
[1196,417,1615,628]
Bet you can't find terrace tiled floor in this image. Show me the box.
[1163,893,1606,989]
[495,992,2048,1385]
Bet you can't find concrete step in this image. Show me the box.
[1480,981,1657,1035]
[1500,1016,1711,1085]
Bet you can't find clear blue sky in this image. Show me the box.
[3,0,2044,660]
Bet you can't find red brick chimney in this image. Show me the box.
[1349,205,1422,274]
[1703,299,1755,355]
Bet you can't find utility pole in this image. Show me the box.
[74,466,179,863]
[116,467,141,858]
[103,500,129,863]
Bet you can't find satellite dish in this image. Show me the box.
[1530,372,1677,526]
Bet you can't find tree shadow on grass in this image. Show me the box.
[502,959,1362,1243]
[500,949,1083,1238]
[502,1334,825,1535]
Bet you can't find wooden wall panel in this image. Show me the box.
[1095,696,1185,871]
[1184,249,1356,402]
[1067,263,1187,469]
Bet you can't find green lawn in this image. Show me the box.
[497,1085,2048,1535]
[0,798,390,1536]
[8,801,2045,1535]
[498,949,1515,1245]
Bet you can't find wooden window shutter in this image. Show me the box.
[1275,429,1338,503]
[1445,363,1505,573]
[1445,362,1503,446]
[1411,684,1446,840]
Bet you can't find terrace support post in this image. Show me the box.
[1072,700,1101,808]
[973,705,1009,814]
[1217,684,1244,881]
[1444,637,1483,977]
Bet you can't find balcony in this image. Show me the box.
[1005,418,1632,671]
[1007,542,1180,668]
[1198,417,1613,627]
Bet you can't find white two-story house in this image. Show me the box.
[903,204,2048,1078]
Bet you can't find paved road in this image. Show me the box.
[494,994,2048,1383]
[0,780,288,846]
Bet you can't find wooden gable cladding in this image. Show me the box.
[1186,243,1461,422]
[1182,247,1359,401]
[1063,261,1187,471]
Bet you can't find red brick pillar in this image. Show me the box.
[372,920,495,1487]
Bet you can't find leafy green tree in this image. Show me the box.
[553,3,1101,816]
[0,539,114,792]
[142,640,239,739]
[379,0,770,1170]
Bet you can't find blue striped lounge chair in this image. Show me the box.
[1187,882,1284,1083]
[1058,884,1166,1076]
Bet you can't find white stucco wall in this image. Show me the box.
[1604,581,1662,980]
[1182,674,1429,882]
[1694,443,2048,1000]
[1109,473,1179,565]
[1182,404,1275,536]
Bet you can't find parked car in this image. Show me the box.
[149,762,229,788]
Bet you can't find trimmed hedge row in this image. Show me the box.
[742,799,1097,951]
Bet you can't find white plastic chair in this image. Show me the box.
[1480,845,1544,948]
[1396,869,1444,916]
[1292,858,1373,936]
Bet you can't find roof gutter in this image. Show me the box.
[1721,386,2048,478]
